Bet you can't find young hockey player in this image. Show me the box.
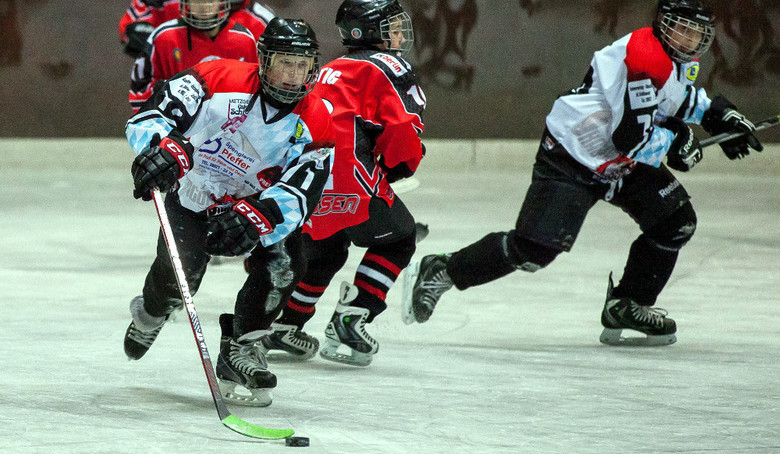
[119,0,273,58]
[260,0,425,366]
[123,18,333,406]
[403,0,762,346]
[128,0,259,113]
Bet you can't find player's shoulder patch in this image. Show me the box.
[624,27,673,89]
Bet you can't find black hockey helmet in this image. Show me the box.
[653,0,715,63]
[257,18,320,105]
[179,0,230,30]
[336,0,414,57]
[142,0,165,7]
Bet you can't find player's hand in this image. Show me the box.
[123,21,154,58]
[131,132,194,201]
[701,95,764,160]
[205,198,279,256]
[661,117,702,172]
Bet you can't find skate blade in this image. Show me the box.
[401,260,421,325]
[600,328,677,347]
[218,380,273,407]
[265,349,317,362]
[319,339,373,367]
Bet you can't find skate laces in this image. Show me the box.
[629,303,668,328]
[418,269,453,309]
[127,323,162,348]
[229,341,268,375]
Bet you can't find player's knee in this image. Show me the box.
[368,230,416,266]
[506,231,561,272]
[646,202,697,251]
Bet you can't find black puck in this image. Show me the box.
[285,436,310,447]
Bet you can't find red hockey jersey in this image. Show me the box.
[129,18,257,112]
[305,50,426,240]
[119,0,273,43]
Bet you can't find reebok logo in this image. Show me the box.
[658,180,680,198]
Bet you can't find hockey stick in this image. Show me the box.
[150,189,295,440]
[700,114,779,148]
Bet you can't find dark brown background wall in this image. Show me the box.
[0,0,777,140]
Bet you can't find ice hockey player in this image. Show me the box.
[119,0,274,58]
[128,0,259,113]
[122,18,334,406]
[403,0,762,346]
[260,0,425,366]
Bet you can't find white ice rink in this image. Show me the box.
[1,139,779,453]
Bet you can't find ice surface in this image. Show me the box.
[1,140,778,453]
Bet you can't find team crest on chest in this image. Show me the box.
[173,48,182,63]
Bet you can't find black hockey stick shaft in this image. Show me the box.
[150,189,294,440]
[700,114,780,148]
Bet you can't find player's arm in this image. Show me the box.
[371,62,426,181]
[126,68,208,200]
[255,139,334,247]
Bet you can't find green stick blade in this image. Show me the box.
[221,414,295,439]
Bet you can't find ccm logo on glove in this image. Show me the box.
[234,200,273,235]
[160,138,192,178]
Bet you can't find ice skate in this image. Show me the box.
[402,254,453,325]
[319,282,378,367]
[260,322,319,360]
[124,295,167,360]
[215,314,276,407]
[599,273,677,346]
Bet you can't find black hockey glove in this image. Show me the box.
[131,132,194,201]
[205,198,281,256]
[661,117,703,172]
[123,21,154,58]
[701,95,763,160]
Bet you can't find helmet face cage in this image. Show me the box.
[260,49,320,104]
[655,0,715,64]
[179,0,230,30]
[379,11,414,57]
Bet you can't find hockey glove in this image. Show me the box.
[205,198,281,256]
[661,117,703,172]
[123,21,154,58]
[701,95,763,159]
[131,132,194,201]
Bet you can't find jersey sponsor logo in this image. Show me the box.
[370,53,408,77]
[222,114,247,133]
[295,121,304,140]
[256,166,282,189]
[228,98,249,118]
[313,194,360,215]
[627,79,656,110]
[173,47,182,63]
[318,67,342,85]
